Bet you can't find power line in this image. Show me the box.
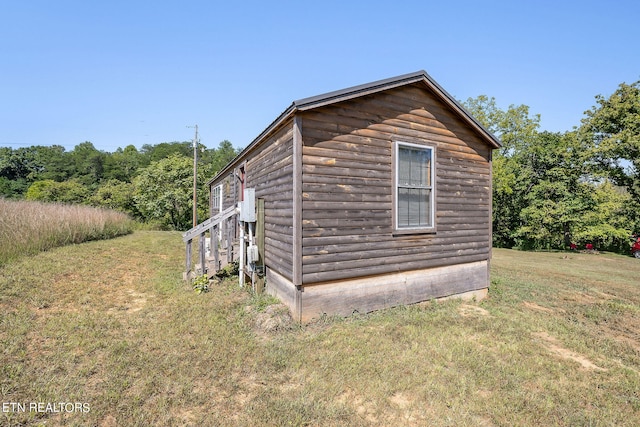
[0,141,75,148]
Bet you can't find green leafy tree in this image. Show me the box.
[515,132,593,249]
[463,95,541,156]
[140,141,192,163]
[490,153,520,247]
[0,147,27,197]
[29,145,71,182]
[133,154,196,229]
[0,145,71,196]
[103,145,145,182]
[90,179,138,217]
[573,181,635,252]
[69,142,105,187]
[463,96,541,247]
[0,147,30,182]
[0,177,28,198]
[7,143,73,188]
[581,80,640,204]
[0,146,45,182]
[200,140,239,174]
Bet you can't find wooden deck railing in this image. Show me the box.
[182,205,236,280]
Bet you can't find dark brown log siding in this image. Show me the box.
[245,124,295,281]
[300,83,491,284]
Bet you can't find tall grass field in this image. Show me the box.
[1,230,639,425]
[0,198,133,265]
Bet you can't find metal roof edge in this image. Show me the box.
[206,103,296,186]
[419,72,502,149]
[293,70,429,110]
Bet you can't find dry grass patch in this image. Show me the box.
[458,303,491,317]
[0,198,133,265]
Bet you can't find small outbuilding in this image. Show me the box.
[190,70,501,322]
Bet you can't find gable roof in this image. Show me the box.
[295,70,500,147]
[209,70,501,185]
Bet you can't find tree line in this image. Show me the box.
[1,79,638,251]
[463,79,639,253]
[0,140,239,230]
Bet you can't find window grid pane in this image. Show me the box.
[212,186,221,211]
[397,188,432,228]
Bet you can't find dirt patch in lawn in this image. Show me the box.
[106,288,149,314]
[250,303,294,340]
[533,332,607,371]
[522,301,555,313]
[458,304,490,317]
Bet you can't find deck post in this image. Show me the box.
[226,226,233,264]
[185,239,192,280]
[239,221,245,287]
[212,224,219,272]
[198,231,206,275]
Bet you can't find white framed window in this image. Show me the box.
[395,142,435,231]
[211,184,223,214]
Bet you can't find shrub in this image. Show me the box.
[25,179,90,204]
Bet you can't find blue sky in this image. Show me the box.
[1,0,638,153]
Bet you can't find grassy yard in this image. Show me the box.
[1,232,639,426]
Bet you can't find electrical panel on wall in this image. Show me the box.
[238,188,256,222]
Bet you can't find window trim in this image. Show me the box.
[393,141,436,234]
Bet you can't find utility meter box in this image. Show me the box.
[247,244,259,263]
[238,188,256,222]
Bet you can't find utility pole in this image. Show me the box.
[189,124,199,227]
